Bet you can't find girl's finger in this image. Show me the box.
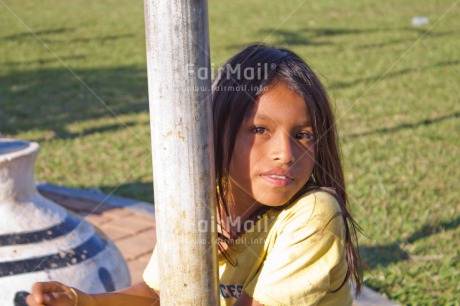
[28,282,73,306]
[42,291,74,306]
[30,282,59,305]
[32,282,65,295]
[25,293,44,306]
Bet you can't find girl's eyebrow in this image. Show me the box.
[253,114,275,123]
[296,118,313,127]
[252,114,312,127]
[294,122,313,128]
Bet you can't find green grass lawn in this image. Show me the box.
[1,0,459,304]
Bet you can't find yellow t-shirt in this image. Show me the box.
[143,190,352,306]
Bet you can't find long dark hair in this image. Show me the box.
[212,44,364,294]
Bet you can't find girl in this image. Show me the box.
[27,45,363,306]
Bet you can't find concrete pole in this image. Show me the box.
[143,0,219,305]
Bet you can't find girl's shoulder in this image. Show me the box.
[275,188,344,235]
[285,188,341,216]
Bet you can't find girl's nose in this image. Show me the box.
[271,131,295,164]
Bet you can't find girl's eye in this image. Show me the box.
[295,132,313,140]
[251,127,268,134]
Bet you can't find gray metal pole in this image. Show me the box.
[143,0,219,305]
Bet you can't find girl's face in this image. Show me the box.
[228,81,315,208]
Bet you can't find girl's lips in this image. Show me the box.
[260,174,294,187]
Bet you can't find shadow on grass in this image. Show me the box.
[2,55,87,67]
[331,60,460,90]
[228,27,373,49]
[1,27,74,40]
[346,111,460,139]
[71,34,135,43]
[358,29,454,49]
[232,27,454,49]
[360,216,460,268]
[257,27,350,46]
[1,28,133,44]
[0,66,149,139]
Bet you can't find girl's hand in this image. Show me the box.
[26,282,78,306]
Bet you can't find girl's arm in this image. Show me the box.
[26,281,159,306]
[234,292,264,306]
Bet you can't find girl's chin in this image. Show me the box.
[252,184,303,207]
[255,194,294,207]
